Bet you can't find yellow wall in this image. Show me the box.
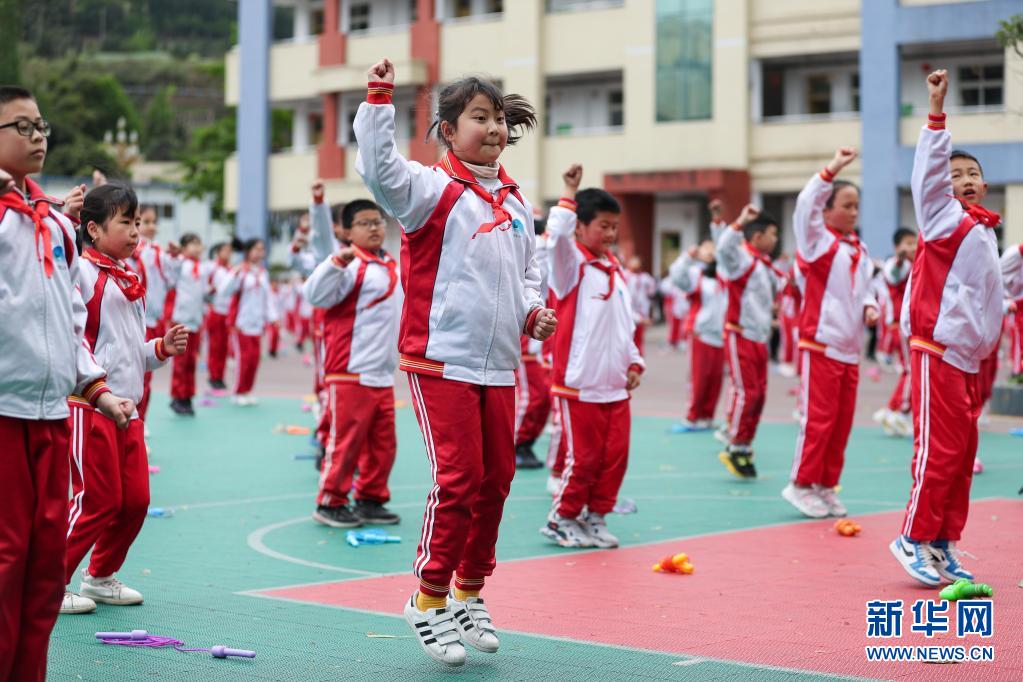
[748,0,860,58]
[226,40,319,107]
[750,118,862,192]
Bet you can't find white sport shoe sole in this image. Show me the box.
[539,523,592,548]
[781,484,829,519]
[80,591,143,606]
[403,597,466,667]
[60,592,97,615]
[888,538,942,586]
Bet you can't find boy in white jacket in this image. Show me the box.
[169,233,206,415]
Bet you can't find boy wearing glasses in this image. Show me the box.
[0,86,129,680]
[303,200,403,529]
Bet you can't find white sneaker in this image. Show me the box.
[60,590,96,615]
[403,594,466,667]
[781,483,829,519]
[813,485,847,517]
[890,411,913,438]
[872,408,889,424]
[889,536,942,586]
[449,592,499,653]
[540,513,594,548]
[79,570,143,605]
[545,475,561,496]
[713,425,729,446]
[579,512,619,549]
[778,363,797,378]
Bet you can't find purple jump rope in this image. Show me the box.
[95,630,256,659]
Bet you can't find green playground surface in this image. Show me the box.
[49,393,1023,681]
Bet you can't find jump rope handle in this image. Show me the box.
[95,630,149,640]
[210,645,256,659]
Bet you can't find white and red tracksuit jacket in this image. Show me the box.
[793,173,876,364]
[1001,244,1023,300]
[222,265,279,336]
[669,253,726,348]
[0,179,109,419]
[76,249,171,417]
[171,257,208,332]
[899,118,1004,373]
[129,239,179,329]
[208,260,234,316]
[716,224,784,344]
[882,257,911,330]
[626,270,656,323]
[547,200,644,402]
[354,83,544,386]
[522,234,550,360]
[302,247,400,387]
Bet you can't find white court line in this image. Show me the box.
[233,592,870,681]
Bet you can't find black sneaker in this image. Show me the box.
[353,499,401,525]
[312,504,363,528]
[718,446,756,479]
[269,350,277,359]
[314,444,325,472]
[515,442,544,470]
[209,379,227,390]
[169,399,195,416]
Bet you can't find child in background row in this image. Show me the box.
[891,70,1004,586]
[715,204,783,479]
[63,184,187,615]
[874,227,917,438]
[626,256,656,356]
[1003,243,1023,380]
[543,164,643,549]
[355,59,555,667]
[169,233,206,416]
[222,239,278,405]
[670,236,725,431]
[205,241,234,392]
[786,147,878,519]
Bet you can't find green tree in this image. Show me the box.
[141,85,186,161]
[178,110,236,222]
[0,0,21,84]
[996,14,1023,57]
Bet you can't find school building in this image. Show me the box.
[226,0,1023,273]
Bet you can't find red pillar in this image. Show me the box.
[318,0,346,67]
[409,0,440,165]
[317,1,346,179]
[614,194,654,269]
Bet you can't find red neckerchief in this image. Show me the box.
[353,245,398,309]
[0,178,56,277]
[743,242,785,278]
[128,242,148,290]
[144,240,167,282]
[825,226,863,285]
[83,247,147,301]
[576,242,622,300]
[437,151,518,239]
[955,198,1001,228]
[185,255,200,277]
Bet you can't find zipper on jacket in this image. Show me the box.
[482,207,505,377]
[37,218,53,419]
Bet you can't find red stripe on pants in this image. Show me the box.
[234,333,261,395]
[406,374,515,597]
[206,311,229,383]
[901,352,980,542]
[170,330,200,400]
[138,322,165,420]
[552,397,631,519]
[65,408,149,583]
[886,332,911,413]
[514,361,551,445]
[687,337,724,422]
[546,397,567,475]
[790,350,858,488]
[724,332,768,445]
[317,383,397,507]
[0,416,69,682]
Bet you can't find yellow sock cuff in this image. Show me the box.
[453,587,481,601]
[416,591,447,612]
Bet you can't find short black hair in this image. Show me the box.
[950,149,984,177]
[208,241,228,260]
[426,76,537,147]
[743,213,778,242]
[341,199,383,229]
[825,180,859,209]
[0,85,34,111]
[893,227,916,246]
[533,215,546,236]
[180,232,201,248]
[576,188,620,225]
[79,183,139,246]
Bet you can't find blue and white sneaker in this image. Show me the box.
[889,535,941,586]
[928,540,974,582]
[670,419,713,434]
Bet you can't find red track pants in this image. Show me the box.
[546,397,567,475]
[317,383,397,507]
[551,397,631,519]
[206,311,229,384]
[901,352,980,542]
[170,329,200,401]
[687,337,724,423]
[887,332,911,413]
[234,332,262,395]
[65,407,149,584]
[0,417,69,682]
[138,322,165,420]
[724,332,768,445]
[407,373,515,598]
[790,350,858,488]
[514,360,551,446]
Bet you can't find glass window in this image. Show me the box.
[762,67,784,118]
[958,63,1003,108]
[608,88,624,127]
[655,0,713,122]
[806,74,831,115]
[547,0,624,11]
[350,2,370,31]
[850,72,860,113]
[410,0,418,21]
[453,0,472,17]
